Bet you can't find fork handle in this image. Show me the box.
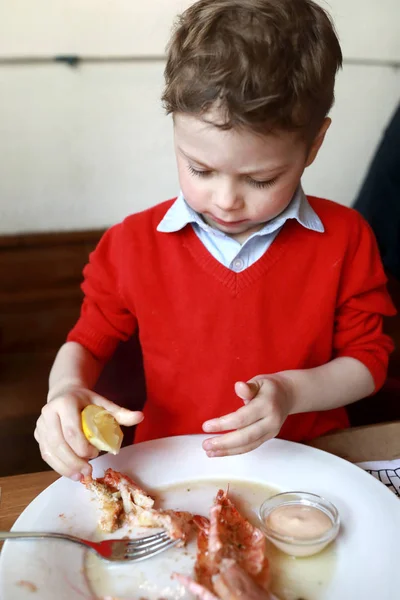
[0,531,82,546]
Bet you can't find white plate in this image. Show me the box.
[1,435,399,600]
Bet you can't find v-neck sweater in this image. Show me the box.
[67,197,396,443]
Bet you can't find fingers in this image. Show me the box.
[203,379,278,433]
[203,412,281,456]
[34,388,144,480]
[57,398,99,460]
[202,378,284,457]
[203,399,265,434]
[91,395,144,427]
[203,424,275,457]
[35,409,92,479]
[234,380,260,404]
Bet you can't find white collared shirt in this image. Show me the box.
[157,186,324,271]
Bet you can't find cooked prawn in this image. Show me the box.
[83,468,194,543]
[174,559,276,600]
[193,489,270,591]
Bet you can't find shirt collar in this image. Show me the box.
[157,186,324,236]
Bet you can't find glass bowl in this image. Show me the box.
[259,491,340,557]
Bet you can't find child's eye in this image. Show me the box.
[187,164,211,178]
[247,177,277,189]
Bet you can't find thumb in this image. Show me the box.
[234,380,261,405]
[92,395,144,427]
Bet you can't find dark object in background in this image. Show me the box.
[354,103,400,282]
[350,103,400,427]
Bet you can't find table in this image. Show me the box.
[1,422,399,533]
[0,471,59,532]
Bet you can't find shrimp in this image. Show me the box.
[82,476,124,533]
[172,572,219,600]
[101,468,154,511]
[173,559,275,600]
[213,559,276,600]
[83,469,194,543]
[193,489,270,592]
[124,505,194,544]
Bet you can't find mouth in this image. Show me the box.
[208,215,249,227]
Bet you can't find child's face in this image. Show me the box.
[174,111,329,243]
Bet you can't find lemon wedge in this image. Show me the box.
[81,405,123,455]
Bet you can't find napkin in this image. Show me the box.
[357,459,400,497]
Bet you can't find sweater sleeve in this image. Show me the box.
[67,222,137,361]
[333,212,397,391]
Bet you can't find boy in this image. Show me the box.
[35,0,395,480]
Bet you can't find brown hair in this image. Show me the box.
[162,0,342,136]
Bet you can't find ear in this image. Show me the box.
[305,118,331,168]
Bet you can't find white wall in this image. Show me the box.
[1,0,399,61]
[0,0,399,233]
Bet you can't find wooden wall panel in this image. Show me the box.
[0,230,103,354]
[0,230,103,476]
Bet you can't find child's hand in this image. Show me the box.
[34,387,144,480]
[202,376,293,457]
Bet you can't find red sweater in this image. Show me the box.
[68,197,396,443]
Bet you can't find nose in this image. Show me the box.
[213,181,243,212]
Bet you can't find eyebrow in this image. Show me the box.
[178,147,286,176]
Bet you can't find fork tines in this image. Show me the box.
[125,531,179,561]
[126,531,170,546]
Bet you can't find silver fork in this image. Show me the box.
[0,530,179,562]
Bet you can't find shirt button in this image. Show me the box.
[232,258,244,272]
